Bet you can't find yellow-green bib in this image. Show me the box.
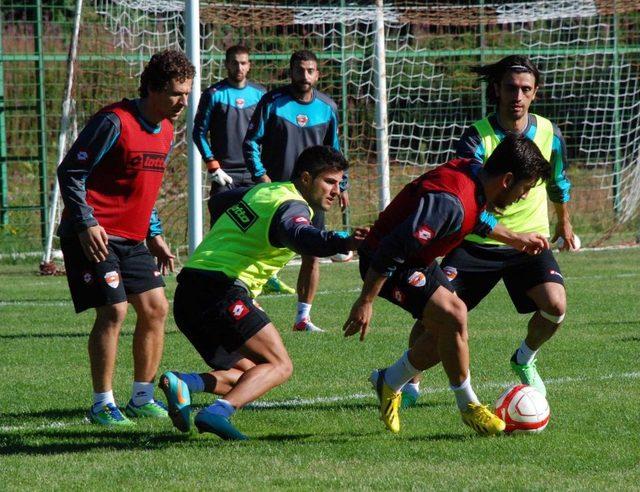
[466,114,554,245]
[185,182,312,297]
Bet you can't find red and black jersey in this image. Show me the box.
[363,158,491,274]
[58,99,174,241]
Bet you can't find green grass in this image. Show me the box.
[1,249,640,490]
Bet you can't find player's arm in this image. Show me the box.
[243,95,270,183]
[192,88,217,165]
[271,201,367,257]
[488,223,549,254]
[324,105,349,203]
[146,208,174,275]
[546,125,575,249]
[57,112,120,262]
[343,192,463,341]
[455,125,484,163]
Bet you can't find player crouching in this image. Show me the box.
[343,134,550,436]
[160,146,366,440]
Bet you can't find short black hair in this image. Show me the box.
[291,146,348,181]
[225,45,249,63]
[484,133,550,183]
[289,50,318,70]
[139,50,195,98]
[472,55,541,106]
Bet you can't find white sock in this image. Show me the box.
[516,341,538,365]
[450,374,479,411]
[131,381,155,406]
[178,372,205,393]
[202,399,236,419]
[296,302,312,323]
[403,382,420,398]
[92,390,115,411]
[384,351,421,392]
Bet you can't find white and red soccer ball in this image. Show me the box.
[494,384,550,434]
[330,251,354,263]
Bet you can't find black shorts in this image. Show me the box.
[173,268,271,370]
[440,241,565,314]
[60,235,165,313]
[359,253,453,319]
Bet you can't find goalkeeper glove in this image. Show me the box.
[208,168,233,186]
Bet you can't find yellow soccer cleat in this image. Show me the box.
[370,369,402,433]
[461,402,506,436]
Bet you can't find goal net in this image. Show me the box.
[35,0,640,260]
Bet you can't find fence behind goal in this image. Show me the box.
[2,0,640,261]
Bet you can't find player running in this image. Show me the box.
[57,50,195,426]
[343,134,550,436]
[243,49,348,331]
[402,55,574,408]
[160,146,366,440]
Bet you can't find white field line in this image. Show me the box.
[2,270,639,308]
[2,371,639,432]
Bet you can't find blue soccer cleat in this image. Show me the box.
[158,371,192,432]
[194,410,249,441]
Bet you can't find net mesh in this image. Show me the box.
[2,1,640,258]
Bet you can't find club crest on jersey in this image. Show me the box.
[549,269,563,279]
[442,266,458,281]
[407,271,426,287]
[77,150,89,161]
[228,300,250,320]
[104,271,120,289]
[82,271,93,284]
[413,225,434,245]
[293,216,310,224]
[235,98,245,108]
[392,287,406,304]
[296,114,309,127]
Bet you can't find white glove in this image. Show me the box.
[208,168,233,186]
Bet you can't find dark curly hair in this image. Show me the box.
[472,55,541,106]
[484,133,550,183]
[139,50,196,98]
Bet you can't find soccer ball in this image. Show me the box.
[494,384,550,434]
[330,251,354,263]
[555,233,581,251]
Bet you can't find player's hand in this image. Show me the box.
[255,174,271,184]
[339,190,350,210]
[514,232,549,255]
[343,297,373,341]
[552,220,575,251]
[78,225,109,263]
[147,235,175,275]
[346,227,369,251]
[208,168,233,186]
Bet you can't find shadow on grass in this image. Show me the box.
[2,408,87,420]
[0,331,181,340]
[620,336,640,342]
[247,400,445,412]
[0,430,190,456]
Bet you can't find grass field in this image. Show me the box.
[1,248,640,490]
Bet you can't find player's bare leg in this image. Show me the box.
[193,323,292,439]
[125,287,169,418]
[201,358,256,395]
[510,282,566,397]
[87,302,131,424]
[294,255,324,332]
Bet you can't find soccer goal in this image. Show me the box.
[19,0,640,265]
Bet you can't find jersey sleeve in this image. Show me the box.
[270,200,351,257]
[147,208,163,238]
[455,125,484,164]
[545,123,571,204]
[57,112,121,233]
[243,95,270,179]
[370,192,464,276]
[192,89,216,162]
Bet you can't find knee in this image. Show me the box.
[140,296,169,324]
[95,303,128,329]
[538,292,566,323]
[442,297,468,338]
[274,355,294,383]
